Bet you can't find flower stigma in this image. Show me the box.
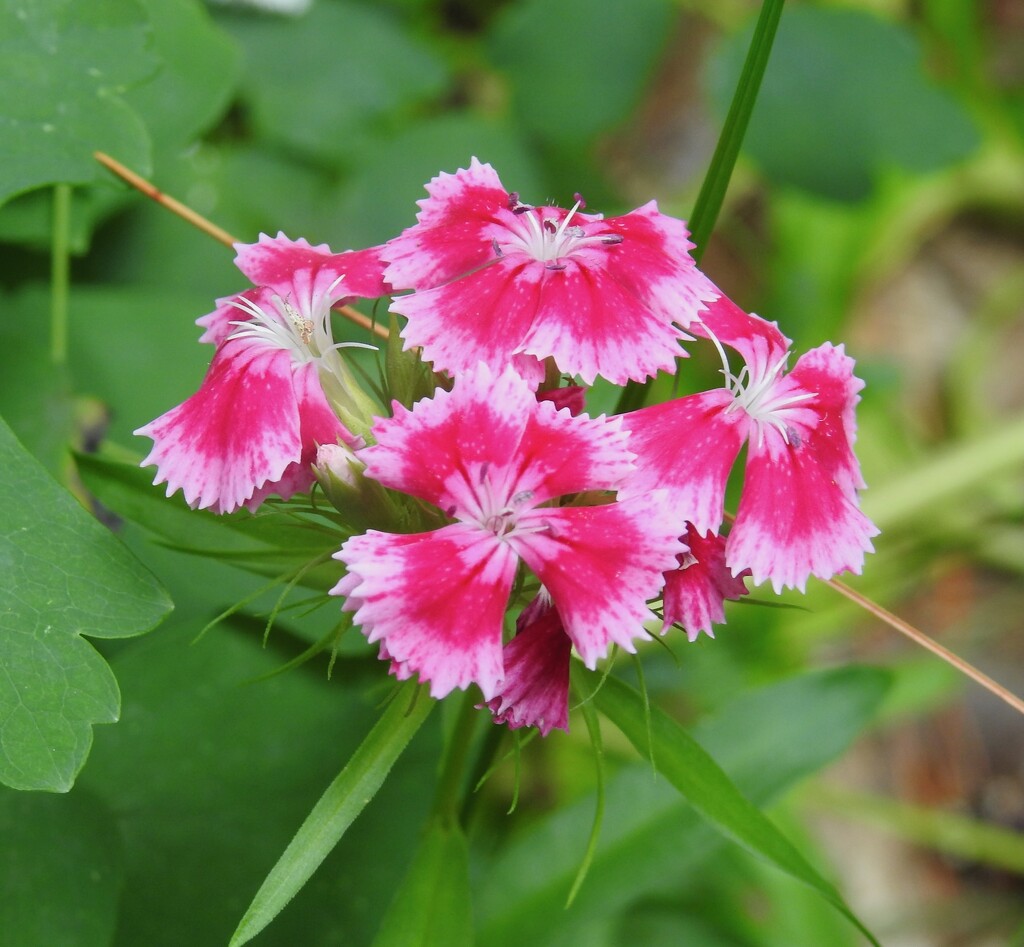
[696,317,817,449]
[498,197,624,268]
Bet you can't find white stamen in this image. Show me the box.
[226,294,312,362]
[500,200,621,264]
[225,275,378,370]
[696,316,816,448]
[466,468,545,541]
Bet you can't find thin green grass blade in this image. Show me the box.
[688,0,786,261]
[864,412,1024,530]
[50,184,70,365]
[614,0,785,414]
[806,784,1024,875]
[592,673,880,946]
[229,682,434,946]
[565,691,605,907]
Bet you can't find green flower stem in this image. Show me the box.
[614,0,785,415]
[432,689,484,828]
[688,0,785,262]
[50,184,71,366]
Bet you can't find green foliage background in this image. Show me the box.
[1,0,1023,944]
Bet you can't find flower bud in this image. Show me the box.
[314,442,400,531]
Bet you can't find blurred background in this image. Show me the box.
[1,0,1023,944]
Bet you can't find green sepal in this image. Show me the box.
[385,313,440,410]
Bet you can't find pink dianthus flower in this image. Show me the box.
[661,526,749,641]
[383,159,719,386]
[622,299,878,593]
[136,234,385,514]
[485,593,573,736]
[332,364,683,700]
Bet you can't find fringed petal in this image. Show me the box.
[691,291,790,374]
[196,286,275,347]
[787,343,867,497]
[510,353,547,389]
[519,257,689,386]
[620,390,746,535]
[537,384,587,416]
[361,364,632,512]
[245,361,358,510]
[511,494,684,668]
[135,338,301,514]
[383,158,510,290]
[333,524,518,699]
[662,526,749,641]
[385,163,717,385]
[392,258,541,378]
[485,595,571,736]
[596,200,718,334]
[361,363,533,508]
[235,232,388,301]
[515,402,633,504]
[728,425,879,592]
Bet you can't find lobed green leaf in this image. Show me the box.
[0,417,172,792]
[224,0,448,165]
[124,0,241,151]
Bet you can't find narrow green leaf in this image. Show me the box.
[612,0,784,416]
[50,184,71,365]
[0,417,172,791]
[76,451,343,588]
[689,0,785,257]
[230,682,435,946]
[78,619,433,945]
[566,691,606,907]
[591,672,880,946]
[477,667,889,947]
[372,817,473,947]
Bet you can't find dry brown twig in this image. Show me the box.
[94,151,389,341]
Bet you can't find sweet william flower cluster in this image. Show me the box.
[137,159,878,735]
